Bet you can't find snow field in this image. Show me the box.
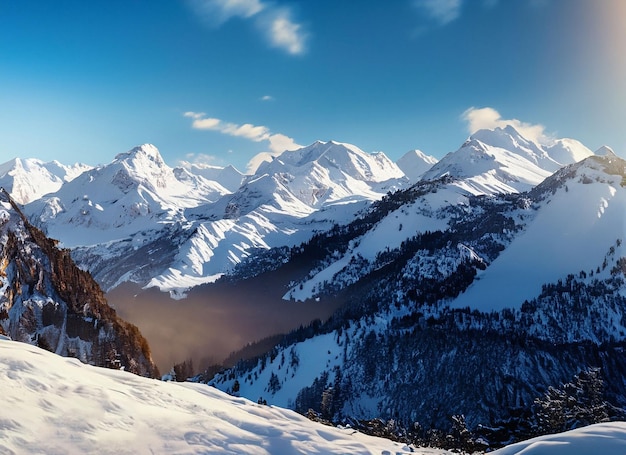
[0,337,443,454]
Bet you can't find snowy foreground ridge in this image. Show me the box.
[0,337,441,454]
[3,337,626,455]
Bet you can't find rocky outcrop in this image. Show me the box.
[0,189,158,377]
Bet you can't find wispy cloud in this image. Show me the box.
[187,0,308,55]
[181,152,221,166]
[462,106,553,145]
[413,0,462,25]
[260,95,274,101]
[413,0,548,27]
[261,9,307,55]
[187,0,265,25]
[184,111,302,172]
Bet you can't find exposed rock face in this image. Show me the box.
[0,189,158,377]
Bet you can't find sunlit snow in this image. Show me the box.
[0,337,444,454]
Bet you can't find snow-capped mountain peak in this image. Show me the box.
[112,143,170,190]
[258,140,405,183]
[470,125,560,171]
[26,144,230,248]
[421,125,594,195]
[396,149,438,182]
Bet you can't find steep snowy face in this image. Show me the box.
[451,154,626,312]
[471,125,561,171]
[25,144,228,247]
[421,126,593,195]
[0,192,157,376]
[396,149,438,182]
[0,157,91,204]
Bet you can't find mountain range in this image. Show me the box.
[4,124,626,450]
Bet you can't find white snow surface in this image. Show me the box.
[451,157,626,312]
[21,141,407,294]
[0,337,446,455]
[491,422,626,455]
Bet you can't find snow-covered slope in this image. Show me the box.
[421,126,593,195]
[396,149,438,182]
[0,157,91,204]
[491,422,626,455]
[19,129,596,295]
[0,336,439,455]
[451,154,626,312]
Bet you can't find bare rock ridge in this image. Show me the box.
[0,188,158,377]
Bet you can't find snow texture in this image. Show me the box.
[491,422,626,455]
[0,337,446,455]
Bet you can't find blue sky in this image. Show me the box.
[1,0,625,172]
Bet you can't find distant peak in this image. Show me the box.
[595,145,616,157]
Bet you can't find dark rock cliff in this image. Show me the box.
[0,189,158,377]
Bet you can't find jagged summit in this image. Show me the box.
[26,144,229,248]
[421,125,594,195]
[114,143,164,164]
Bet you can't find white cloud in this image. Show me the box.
[267,133,300,154]
[222,122,270,142]
[180,153,220,166]
[462,107,553,144]
[193,117,223,130]
[187,0,265,25]
[260,95,274,101]
[184,112,302,173]
[246,151,275,173]
[263,10,307,55]
[414,0,462,25]
[187,0,307,55]
[184,111,206,120]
